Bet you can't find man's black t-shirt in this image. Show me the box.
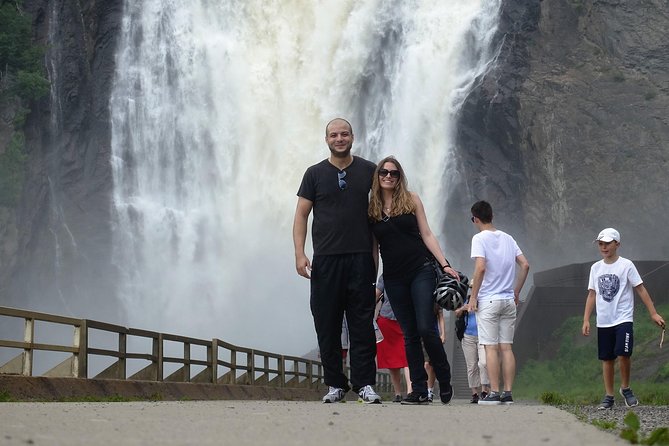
[297,156,376,256]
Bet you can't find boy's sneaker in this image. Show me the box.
[470,393,479,404]
[480,391,488,400]
[500,391,514,405]
[357,385,381,404]
[620,387,639,407]
[427,389,434,403]
[393,394,402,403]
[440,384,454,405]
[597,395,615,410]
[322,386,346,403]
[478,391,502,405]
[401,392,430,405]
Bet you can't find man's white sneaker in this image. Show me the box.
[322,386,345,403]
[357,385,381,404]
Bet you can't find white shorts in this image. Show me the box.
[477,299,516,345]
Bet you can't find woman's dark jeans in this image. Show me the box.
[385,264,451,394]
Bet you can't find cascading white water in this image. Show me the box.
[110,0,501,355]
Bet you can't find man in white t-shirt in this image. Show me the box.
[469,201,530,405]
[582,227,665,410]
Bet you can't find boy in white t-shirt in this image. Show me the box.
[469,201,530,405]
[582,228,665,410]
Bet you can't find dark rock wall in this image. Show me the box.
[450,0,669,273]
[446,0,539,269]
[3,0,123,320]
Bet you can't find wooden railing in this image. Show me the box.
[0,306,391,393]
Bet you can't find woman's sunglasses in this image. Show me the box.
[379,169,400,179]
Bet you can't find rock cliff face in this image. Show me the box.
[450,0,669,272]
[1,0,668,317]
[1,0,123,320]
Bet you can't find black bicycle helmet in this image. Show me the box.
[434,271,469,311]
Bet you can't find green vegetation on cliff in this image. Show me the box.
[0,133,28,206]
[0,0,50,99]
[0,0,50,207]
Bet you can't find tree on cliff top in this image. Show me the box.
[0,0,49,100]
[0,0,49,207]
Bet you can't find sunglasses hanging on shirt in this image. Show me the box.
[337,170,347,190]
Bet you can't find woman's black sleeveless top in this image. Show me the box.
[371,213,431,279]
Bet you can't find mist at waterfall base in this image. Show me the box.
[109,1,501,356]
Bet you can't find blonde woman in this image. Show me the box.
[369,156,459,405]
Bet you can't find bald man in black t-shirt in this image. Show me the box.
[292,118,380,403]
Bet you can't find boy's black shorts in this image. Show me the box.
[597,322,634,360]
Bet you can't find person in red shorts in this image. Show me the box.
[375,275,411,402]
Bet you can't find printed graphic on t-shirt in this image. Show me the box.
[598,274,620,302]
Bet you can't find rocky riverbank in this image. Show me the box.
[561,404,669,440]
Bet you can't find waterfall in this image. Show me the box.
[110,0,501,355]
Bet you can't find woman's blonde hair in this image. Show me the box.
[368,156,415,222]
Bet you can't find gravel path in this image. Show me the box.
[561,405,669,439]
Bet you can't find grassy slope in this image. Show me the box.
[515,303,669,404]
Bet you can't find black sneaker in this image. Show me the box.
[440,384,453,405]
[478,391,502,405]
[500,391,514,405]
[480,391,488,400]
[470,393,479,404]
[393,394,402,403]
[598,395,615,410]
[401,392,430,405]
[620,387,639,407]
